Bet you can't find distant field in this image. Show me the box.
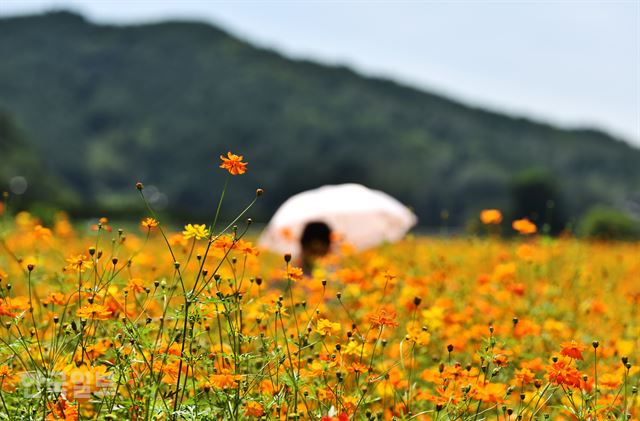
[0,210,637,420]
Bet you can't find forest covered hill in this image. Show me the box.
[1,11,639,227]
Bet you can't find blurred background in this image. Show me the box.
[0,1,639,236]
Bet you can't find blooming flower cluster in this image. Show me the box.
[0,153,636,420]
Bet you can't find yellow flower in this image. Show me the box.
[421,305,445,331]
[342,340,366,357]
[315,318,341,336]
[182,224,210,240]
[406,321,431,346]
[219,151,247,175]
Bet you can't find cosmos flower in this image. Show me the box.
[560,340,586,360]
[244,401,264,417]
[141,217,159,229]
[512,218,537,234]
[65,255,93,272]
[219,151,247,175]
[182,223,210,240]
[315,318,341,336]
[76,304,113,320]
[480,209,503,225]
[368,308,399,328]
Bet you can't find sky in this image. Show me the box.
[1,0,639,145]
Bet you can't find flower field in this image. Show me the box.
[0,155,637,420]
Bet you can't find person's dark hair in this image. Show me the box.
[301,222,331,251]
[300,221,332,272]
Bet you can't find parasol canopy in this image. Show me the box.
[258,183,417,257]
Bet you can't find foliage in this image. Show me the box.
[579,205,639,240]
[510,169,566,235]
[0,109,78,212]
[0,12,639,226]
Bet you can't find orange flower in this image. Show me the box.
[493,354,508,367]
[321,414,349,421]
[65,255,93,273]
[153,359,185,384]
[469,382,507,403]
[347,361,369,374]
[0,365,19,392]
[0,366,11,378]
[47,397,78,421]
[43,292,66,306]
[512,218,537,235]
[334,267,365,284]
[545,360,581,388]
[514,368,536,385]
[219,151,247,175]
[480,209,502,225]
[208,371,241,390]
[520,358,544,372]
[33,225,53,240]
[0,297,30,318]
[76,304,113,320]
[212,234,235,249]
[141,217,159,229]
[513,319,541,338]
[84,339,112,361]
[559,340,586,360]
[598,373,621,389]
[244,401,264,417]
[286,266,304,282]
[368,308,399,328]
[233,239,259,256]
[61,363,112,402]
[127,278,146,294]
[91,217,112,232]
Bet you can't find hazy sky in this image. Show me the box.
[2,0,639,145]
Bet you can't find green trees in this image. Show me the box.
[579,206,639,240]
[0,11,639,228]
[510,170,566,235]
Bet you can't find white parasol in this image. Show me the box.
[258,183,417,257]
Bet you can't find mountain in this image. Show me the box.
[1,11,639,227]
[0,108,77,210]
